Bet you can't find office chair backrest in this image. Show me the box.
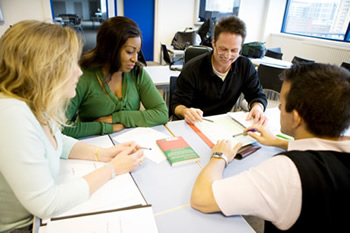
[265,49,283,60]
[161,44,172,64]
[168,76,178,119]
[341,62,350,72]
[184,45,212,65]
[257,64,287,93]
[291,56,315,65]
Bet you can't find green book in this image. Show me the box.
[156,136,200,166]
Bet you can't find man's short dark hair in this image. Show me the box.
[280,63,350,138]
[213,16,246,43]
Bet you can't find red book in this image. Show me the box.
[156,136,200,166]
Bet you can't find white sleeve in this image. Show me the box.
[212,155,302,230]
[0,102,89,219]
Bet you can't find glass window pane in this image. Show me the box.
[283,0,350,41]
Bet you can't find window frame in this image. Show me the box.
[281,0,350,43]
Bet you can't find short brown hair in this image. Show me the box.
[213,16,246,43]
[280,63,350,137]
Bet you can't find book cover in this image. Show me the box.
[156,136,200,166]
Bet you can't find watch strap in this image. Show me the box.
[211,152,228,167]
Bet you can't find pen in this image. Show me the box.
[202,117,214,123]
[139,146,152,150]
[232,129,257,137]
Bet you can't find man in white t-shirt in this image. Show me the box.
[191,63,350,232]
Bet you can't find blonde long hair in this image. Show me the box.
[0,20,82,129]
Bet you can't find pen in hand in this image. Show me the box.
[232,129,257,137]
[138,147,152,150]
[202,117,214,123]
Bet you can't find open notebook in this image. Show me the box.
[191,113,256,148]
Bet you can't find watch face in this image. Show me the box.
[212,152,223,157]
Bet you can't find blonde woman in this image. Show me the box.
[0,20,144,232]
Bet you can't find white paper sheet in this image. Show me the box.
[113,127,169,164]
[79,135,114,148]
[54,159,146,218]
[46,206,158,233]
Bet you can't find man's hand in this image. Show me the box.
[246,102,267,126]
[183,107,203,124]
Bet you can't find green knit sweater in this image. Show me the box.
[63,66,168,138]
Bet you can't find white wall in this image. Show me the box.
[153,0,196,63]
[0,0,52,36]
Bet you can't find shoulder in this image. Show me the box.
[128,65,153,84]
[235,56,255,68]
[0,97,33,117]
[180,52,212,79]
[0,97,42,135]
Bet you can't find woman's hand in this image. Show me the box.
[109,145,144,175]
[112,123,125,132]
[95,115,113,124]
[98,141,137,162]
[212,140,243,163]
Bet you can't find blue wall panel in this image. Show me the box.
[124,0,154,61]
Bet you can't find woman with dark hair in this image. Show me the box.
[63,16,168,138]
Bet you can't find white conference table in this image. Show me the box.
[110,123,258,233]
[144,66,180,86]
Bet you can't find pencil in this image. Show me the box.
[202,118,214,123]
[232,129,257,137]
[139,146,152,150]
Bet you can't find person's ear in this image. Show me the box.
[211,39,215,48]
[292,110,302,129]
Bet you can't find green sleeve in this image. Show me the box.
[62,71,114,139]
[112,68,168,127]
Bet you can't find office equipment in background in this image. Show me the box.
[168,76,178,119]
[257,63,286,93]
[183,45,212,65]
[341,61,350,71]
[156,136,200,166]
[291,56,315,65]
[265,47,283,60]
[160,44,182,71]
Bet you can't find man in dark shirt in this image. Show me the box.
[171,16,267,124]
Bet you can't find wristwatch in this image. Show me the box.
[211,152,228,167]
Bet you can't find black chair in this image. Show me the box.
[257,64,287,93]
[291,56,315,65]
[183,45,212,65]
[168,76,178,120]
[341,62,350,72]
[161,44,182,71]
[265,48,283,60]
